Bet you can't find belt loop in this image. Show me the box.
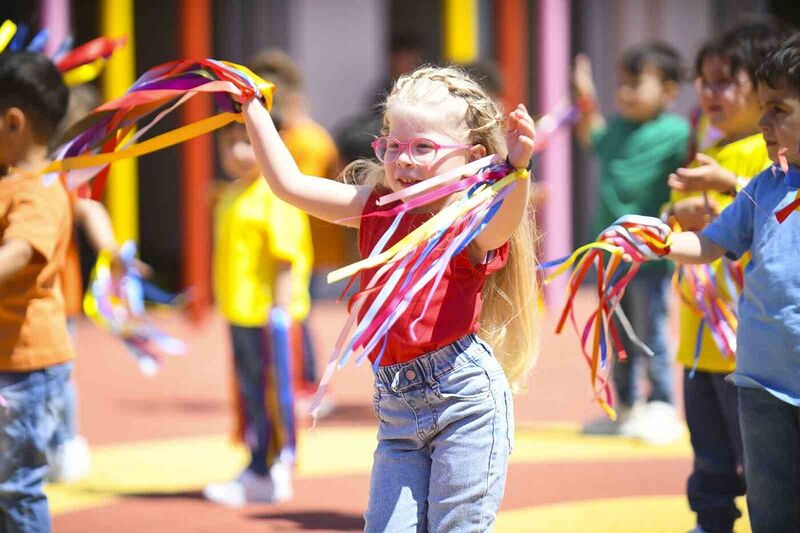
[390,371,401,392]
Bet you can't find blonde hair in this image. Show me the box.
[343,66,541,391]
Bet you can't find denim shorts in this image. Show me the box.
[0,362,72,533]
[364,334,514,532]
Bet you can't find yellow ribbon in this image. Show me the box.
[0,20,16,54]
[41,111,240,175]
[63,58,107,87]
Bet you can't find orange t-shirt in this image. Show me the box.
[0,174,75,371]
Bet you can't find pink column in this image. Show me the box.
[39,0,70,56]
[537,0,571,304]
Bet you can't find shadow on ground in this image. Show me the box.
[249,510,365,531]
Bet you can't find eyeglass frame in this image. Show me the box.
[370,136,473,165]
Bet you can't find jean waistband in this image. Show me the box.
[374,334,490,392]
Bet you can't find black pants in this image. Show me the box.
[684,369,745,532]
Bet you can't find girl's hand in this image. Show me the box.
[506,104,536,170]
[668,153,737,193]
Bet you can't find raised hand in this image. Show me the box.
[668,153,737,193]
[506,104,536,170]
[572,53,597,101]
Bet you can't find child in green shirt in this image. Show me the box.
[573,42,690,443]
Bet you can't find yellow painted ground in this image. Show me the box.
[496,495,750,533]
[47,423,696,528]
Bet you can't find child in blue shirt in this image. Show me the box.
[666,33,800,532]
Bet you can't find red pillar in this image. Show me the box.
[179,0,212,322]
[496,0,528,111]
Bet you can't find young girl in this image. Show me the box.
[242,66,539,531]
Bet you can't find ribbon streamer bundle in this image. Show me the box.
[309,155,527,417]
[539,215,672,418]
[0,19,126,87]
[83,242,186,375]
[675,259,742,373]
[41,58,273,191]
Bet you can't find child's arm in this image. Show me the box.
[242,100,373,227]
[73,198,117,252]
[73,198,153,276]
[0,239,33,284]
[572,54,606,149]
[666,231,726,264]
[473,104,535,254]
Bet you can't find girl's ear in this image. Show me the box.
[468,144,487,162]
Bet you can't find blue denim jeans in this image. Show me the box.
[0,362,72,533]
[364,334,513,532]
[738,386,800,533]
[612,266,672,407]
[684,369,745,532]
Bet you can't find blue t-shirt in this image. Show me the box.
[702,166,800,405]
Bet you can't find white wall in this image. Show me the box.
[288,0,388,132]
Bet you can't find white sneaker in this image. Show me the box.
[631,401,685,445]
[581,403,646,436]
[269,460,293,503]
[48,435,91,483]
[203,470,274,507]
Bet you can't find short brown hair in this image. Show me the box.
[248,49,303,92]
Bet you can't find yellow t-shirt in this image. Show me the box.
[282,120,348,268]
[673,133,771,372]
[213,178,313,326]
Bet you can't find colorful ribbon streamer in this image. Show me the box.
[540,215,672,418]
[83,242,186,375]
[34,58,273,189]
[309,160,528,419]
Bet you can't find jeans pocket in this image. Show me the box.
[504,390,515,452]
[434,363,491,402]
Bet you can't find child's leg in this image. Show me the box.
[364,385,432,532]
[229,325,271,475]
[739,386,800,532]
[684,369,745,532]
[425,339,512,531]
[629,268,672,404]
[0,362,71,533]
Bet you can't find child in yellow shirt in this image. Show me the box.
[204,118,313,507]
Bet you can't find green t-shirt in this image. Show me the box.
[590,112,690,235]
[590,113,689,273]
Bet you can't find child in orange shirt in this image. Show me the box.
[0,51,73,532]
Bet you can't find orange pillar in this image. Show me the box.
[496,0,528,111]
[178,0,212,322]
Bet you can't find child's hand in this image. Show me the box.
[506,104,535,170]
[668,153,737,193]
[572,54,597,100]
[671,196,718,231]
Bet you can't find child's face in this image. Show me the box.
[758,79,800,166]
[696,55,761,137]
[615,64,676,122]
[217,124,260,181]
[383,106,485,195]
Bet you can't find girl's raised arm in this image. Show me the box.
[242,100,372,227]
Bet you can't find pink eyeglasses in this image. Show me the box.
[371,136,472,164]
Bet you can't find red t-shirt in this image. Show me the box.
[357,189,508,366]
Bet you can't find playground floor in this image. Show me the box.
[48,289,751,532]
